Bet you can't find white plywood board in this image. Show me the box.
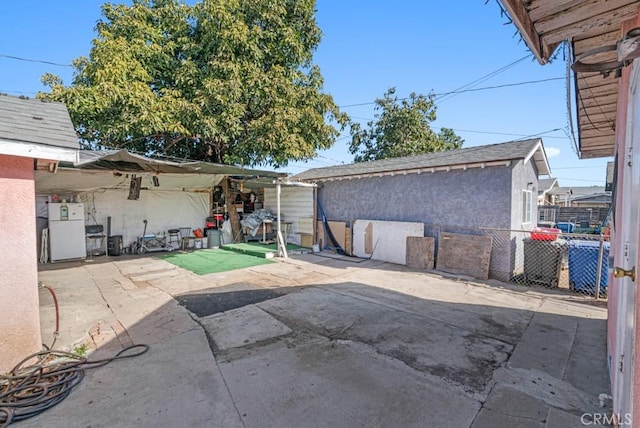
[353,220,424,265]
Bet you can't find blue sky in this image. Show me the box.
[0,1,612,187]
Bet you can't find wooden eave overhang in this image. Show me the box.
[499,0,640,159]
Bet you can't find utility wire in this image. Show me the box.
[0,54,72,67]
[339,77,564,108]
[432,127,568,140]
[5,76,566,106]
[512,128,562,141]
[564,42,580,156]
[435,54,531,104]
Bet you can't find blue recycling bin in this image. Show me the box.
[568,240,610,295]
[556,222,575,233]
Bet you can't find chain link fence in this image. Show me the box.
[424,224,610,300]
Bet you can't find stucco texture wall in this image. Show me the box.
[318,166,513,228]
[0,154,42,373]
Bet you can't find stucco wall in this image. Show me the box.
[318,165,513,228]
[510,159,540,231]
[0,154,42,373]
[493,159,542,280]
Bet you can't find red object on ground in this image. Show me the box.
[530,227,561,241]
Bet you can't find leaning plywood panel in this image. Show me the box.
[436,232,492,280]
[406,237,435,269]
[316,221,347,251]
[353,220,424,265]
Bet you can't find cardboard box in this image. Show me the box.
[299,233,313,248]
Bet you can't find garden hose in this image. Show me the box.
[0,344,149,427]
[40,283,60,350]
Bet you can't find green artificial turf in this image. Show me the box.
[159,248,274,275]
[222,242,305,258]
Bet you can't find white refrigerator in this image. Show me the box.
[48,202,86,262]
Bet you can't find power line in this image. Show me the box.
[552,166,608,169]
[0,54,72,67]
[0,89,37,96]
[435,55,531,104]
[339,77,564,108]
[435,127,568,140]
[512,128,562,140]
[554,177,606,183]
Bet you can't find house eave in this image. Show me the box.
[0,139,79,163]
[303,159,516,183]
[523,140,551,176]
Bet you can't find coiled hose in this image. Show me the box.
[40,283,59,350]
[0,344,149,427]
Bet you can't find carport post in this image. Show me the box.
[276,181,284,257]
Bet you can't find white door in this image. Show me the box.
[613,62,640,427]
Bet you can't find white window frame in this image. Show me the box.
[522,189,533,224]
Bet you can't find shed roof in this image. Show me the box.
[0,94,79,149]
[292,139,550,181]
[63,149,283,178]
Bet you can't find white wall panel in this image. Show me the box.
[353,220,424,265]
[263,187,314,244]
[78,189,209,249]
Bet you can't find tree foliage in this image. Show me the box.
[39,0,347,168]
[348,87,463,163]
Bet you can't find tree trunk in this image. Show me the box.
[222,178,243,242]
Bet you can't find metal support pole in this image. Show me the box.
[595,234,604,300]
[276,181,284,257]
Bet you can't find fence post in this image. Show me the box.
[594,234,605,300]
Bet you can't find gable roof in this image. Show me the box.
[293,139,551,182]
[538,177,559,194]
[0,94,79,150]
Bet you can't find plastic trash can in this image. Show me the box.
[556,222,575,233]
[208,229,221,248]
[523,238,566,287]
[568,240,610,295]
[108,235,123,256]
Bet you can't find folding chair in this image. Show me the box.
[179,227,192,250]
[167,229,181,250]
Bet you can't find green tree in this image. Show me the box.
[349,87,463,162]
[40,0,347,242]
[39,0,347,168]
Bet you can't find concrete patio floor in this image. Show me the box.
[23,252,610,427]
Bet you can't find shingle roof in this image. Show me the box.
[538,177,558,192]
[548,186,606,196]
[0,94,79,149]
[292,139,550,181]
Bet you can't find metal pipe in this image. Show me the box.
[595,234,605,300]
[276,182,282,257]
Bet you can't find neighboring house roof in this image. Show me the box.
[547,186,606,197]
[571,192,612,203]
[293,138,551,181]
[0,94,79,162]
[537,177,558,195]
